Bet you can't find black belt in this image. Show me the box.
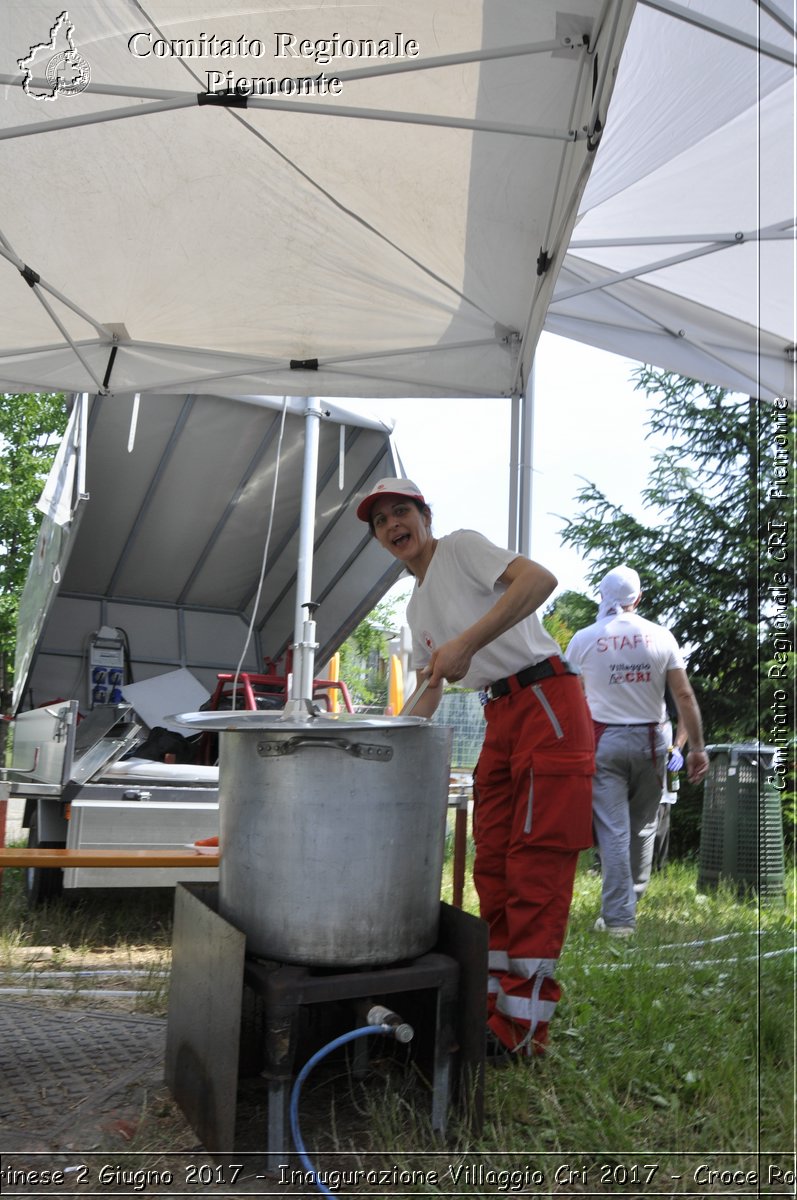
[485,656,574,700]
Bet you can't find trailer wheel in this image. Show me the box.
[24,811,64,906]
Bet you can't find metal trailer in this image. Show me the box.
[3,391,402,902]
[7,700,219,902]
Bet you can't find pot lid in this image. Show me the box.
[170,709,429,733]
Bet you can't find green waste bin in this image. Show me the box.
[697,744,785,901]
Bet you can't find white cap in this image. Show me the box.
[598,565,641,618]
[356,477,426,522]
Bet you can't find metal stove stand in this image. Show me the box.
[165,884,486,1161]
[243,951,459,1155]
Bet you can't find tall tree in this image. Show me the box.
[559,369,794,743]
[543,589,598,652]
[337,598,399,708]
[0,393,69,736]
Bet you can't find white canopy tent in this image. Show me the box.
[0,0,640,699]
[548,0,796,403]
[510,0,796,549]
[0,1,793,698]
[0,0,636,400]
[0,1,791,405]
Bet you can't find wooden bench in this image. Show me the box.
[0,848,220,868]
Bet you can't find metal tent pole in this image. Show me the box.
[508,394,521,553]
[507,365,536,557]
[290,396,323,702]
[518,364,535,559]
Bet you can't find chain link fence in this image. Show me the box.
[432,689,486,772]
[356,687,486,772]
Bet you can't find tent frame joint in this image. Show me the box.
[586,117,603,152]
[197,89,249,109]
[536,249,552,277]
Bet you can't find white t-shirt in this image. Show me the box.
[566,610,685,724]
[407,529,561,690]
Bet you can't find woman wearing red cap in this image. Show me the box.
[357,478,594,1063]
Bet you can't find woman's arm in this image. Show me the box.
[402,674,444,718]
[426,556,557,686]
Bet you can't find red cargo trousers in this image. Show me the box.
[473,663,594,1054]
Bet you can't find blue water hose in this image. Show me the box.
[289,1024,394,1200]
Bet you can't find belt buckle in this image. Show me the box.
[484,678,504,701]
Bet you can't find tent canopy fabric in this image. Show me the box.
[549,0,796,401]
[0,0,636,399]
[0,3,792,403]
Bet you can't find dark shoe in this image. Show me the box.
[485,1028,522,1068]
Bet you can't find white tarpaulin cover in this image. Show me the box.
[14,392,404,709]
[0,1,636,399]
[548,0,796,401]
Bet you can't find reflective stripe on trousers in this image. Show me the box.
[495,956,558,1028]
[474,675,595,1050]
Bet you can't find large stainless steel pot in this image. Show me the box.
[175,711,452,966]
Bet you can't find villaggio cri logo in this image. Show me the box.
[18,10,90,99]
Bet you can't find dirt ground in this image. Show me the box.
[1,991,318,1196]
[0,947,429,1197]
[0,944,277,1195]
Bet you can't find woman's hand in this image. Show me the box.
[427,636,473,686]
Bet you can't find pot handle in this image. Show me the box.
[257,737,393,762]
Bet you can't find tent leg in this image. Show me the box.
[291,396,323,702]
[508,366,535,558]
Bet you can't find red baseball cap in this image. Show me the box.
[356,477,426,522]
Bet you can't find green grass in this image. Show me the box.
[1,834,794,1187]
[320,842,795,1191]
[357,849,795,1192]
[0,874,174,959]
[0,852,173,1013]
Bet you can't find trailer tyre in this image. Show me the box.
[24,811,64,906]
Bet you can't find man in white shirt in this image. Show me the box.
[566,566,709,935]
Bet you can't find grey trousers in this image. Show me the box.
[592,723,669,928]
